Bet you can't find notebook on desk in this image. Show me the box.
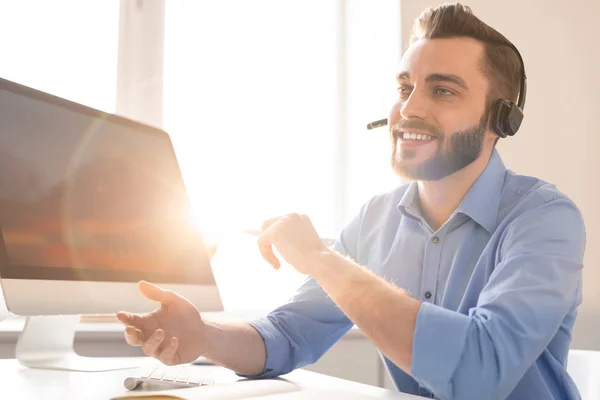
[112,377,301,400]
[112,386,388,400]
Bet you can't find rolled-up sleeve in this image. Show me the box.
[243,281,353,378]
[245,314,297,378]
[240,206,367,378]
[411,197,586,400]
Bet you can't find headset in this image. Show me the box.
[490,42,527,138]
[367,42,527,139]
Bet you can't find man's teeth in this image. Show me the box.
[402,132,433,141]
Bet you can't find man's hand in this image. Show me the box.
[258,213,328,275]
[116,281,208,366]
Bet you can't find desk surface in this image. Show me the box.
[0,358,423,400]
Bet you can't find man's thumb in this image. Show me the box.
[138,281,169,303]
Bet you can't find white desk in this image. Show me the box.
[0,357,424,399]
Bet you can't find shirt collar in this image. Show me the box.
[397,180,421,221]
[455,149,507,233]
[396,149,507,233]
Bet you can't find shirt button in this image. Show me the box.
[432,236,439,244]
[424,291,432,299]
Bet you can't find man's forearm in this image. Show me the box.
[310,249,421,373]
[202,320,266,376]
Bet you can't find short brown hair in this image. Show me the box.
[409,3,522,104]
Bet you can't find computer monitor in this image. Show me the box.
[0,77,223,371]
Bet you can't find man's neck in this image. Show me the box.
[417,150,493,232]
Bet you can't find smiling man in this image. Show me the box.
[118,4,586,400]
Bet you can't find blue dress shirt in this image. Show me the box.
[246,150,586,400]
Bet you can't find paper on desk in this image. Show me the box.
[110,378,300,400]
[240,390,392,399]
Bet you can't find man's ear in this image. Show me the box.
[484,128,499,147]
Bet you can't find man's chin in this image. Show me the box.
[392,162,424,181]
[392,159,450,182]
[393,158,429,180]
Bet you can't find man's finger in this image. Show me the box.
[158,337,180,366]
[124,326,144,346]
[142,329,165,358]
[261,216,281,232]
[257,230,281,269]
[138,281,177,305]
[116,312,149,329]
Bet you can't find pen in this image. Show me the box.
[241,229,336,247]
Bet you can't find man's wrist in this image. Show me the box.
[309,249,360,287]
[198,318,216,358]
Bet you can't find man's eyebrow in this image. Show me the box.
[396,71,410,81]
[395,72,468,90]
[426,73,468,89]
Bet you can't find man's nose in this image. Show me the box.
[399,88,428,121]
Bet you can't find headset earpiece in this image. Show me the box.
[491,43,527,139]
[492,99,524,138]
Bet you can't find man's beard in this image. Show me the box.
[391,111,489,181]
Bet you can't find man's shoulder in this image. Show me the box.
[499,170,583,227]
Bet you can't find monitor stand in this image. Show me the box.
[15,315,140,371]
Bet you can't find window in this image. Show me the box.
[0,0,120,113]
[164,1,341,310]
[163,1,339,238]
[344,0,402,214]
[163,1,401,310]
[0,1,402,312]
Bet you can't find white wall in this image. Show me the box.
[400,0,600,350]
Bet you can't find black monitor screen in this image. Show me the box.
[0,78,214,284]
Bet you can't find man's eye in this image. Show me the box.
[435,87,453,96]
[397,85,412,95]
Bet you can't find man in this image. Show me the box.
[117,4,585,399]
